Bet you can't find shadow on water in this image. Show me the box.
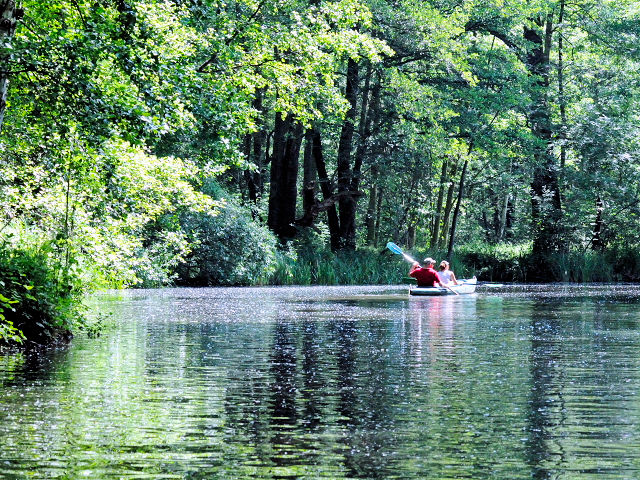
[0,344,71,387]
[526,299,565,480]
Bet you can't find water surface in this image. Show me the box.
[2,284,640,479]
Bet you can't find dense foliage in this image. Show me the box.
[0,238,82,345]
[1,0,639,344]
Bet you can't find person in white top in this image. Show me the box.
[437,260,459,286]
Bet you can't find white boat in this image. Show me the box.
[409,277,477,296]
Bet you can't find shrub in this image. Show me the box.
[176,201,278,286]
[0,238,85,346]
[455,242,532,282]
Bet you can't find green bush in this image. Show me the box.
[455,242,532,282]
[176,201,278,286]
[0,239,85,346]
[608,246,640,282]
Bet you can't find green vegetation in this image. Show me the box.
[271,247,405,286]
[269,243,640,286]
[0,236,82,345]
[1,0,640,344]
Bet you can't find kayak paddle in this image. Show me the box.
[386,242,417,264]
[386,242,459,295]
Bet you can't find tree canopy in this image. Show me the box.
[1,0,640,303]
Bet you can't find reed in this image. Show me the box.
[270,247,406,285]
[269,242,640,285]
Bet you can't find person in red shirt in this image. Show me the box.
[409,257,445,287]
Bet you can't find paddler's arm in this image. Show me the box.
[408,261,421,276]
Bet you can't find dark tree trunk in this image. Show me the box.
[336,58,359,250]
[365,166,378,246]
[374,186,384,247]
[497,192,510,241]
[439,161,458,248]
[407,223,416,249]
[447,159,468,259]
[242,92,267,205]
[297,129,317,227]
[311,128,341,250]
[431,158,448,248]
[352,65,376,194]
[557,0,567,170]
[242,134,258,204]
[525,18,564,256]
[268,112,290,234]
[282,121,304,232]
[0,0,21,133]
[505,195,515,239]
[268,112,303,240]
[482,209,491,242]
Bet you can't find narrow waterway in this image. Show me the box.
[2,285,640,479]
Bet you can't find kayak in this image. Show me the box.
[409,277,477,296]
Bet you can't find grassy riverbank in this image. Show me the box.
[270,243,640,285]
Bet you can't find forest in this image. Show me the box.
[1,0,639,344]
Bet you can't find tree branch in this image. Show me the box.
[465,19,524,62]
[198,0,267,73]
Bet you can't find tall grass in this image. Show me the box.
[271,247,408,285]
[457,242,640,283]
[270,242,640,285]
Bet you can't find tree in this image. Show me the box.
[0,0,22,133]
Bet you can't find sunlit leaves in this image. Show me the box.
[196,0,391,126]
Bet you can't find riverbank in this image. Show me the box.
[266,244,640,286]
[3,240,640,346]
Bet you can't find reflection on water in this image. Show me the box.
[2,285,640,478]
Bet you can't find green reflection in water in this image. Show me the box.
[1,286,640,479]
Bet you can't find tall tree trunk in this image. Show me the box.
[311,128,341,251]
[293,129,320,228]
[374,186,384,247]
[439,161,458,249]
[243,91,266,205]
[299,129,316,225]
[268,112,303,240]
[251,89,267,198]
[336,58,359,250]
[407,224,416,249]
[366,165,378,246]
[525,17,564,256]
[431,158,448,248]
[242,134,258,204]
[481,209,491,242]
[492,192,501,240]
[505,195,515,240]
[352,65,377,195]
[283,122,303,233]
[268,112,290,236]
[0,0,21,134]
[590,195,605,251]
[356,69,381,248]
[447,159,468,259]
[497,192,510,241]
[557,0,567,170]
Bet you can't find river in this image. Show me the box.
[1,284,640,479]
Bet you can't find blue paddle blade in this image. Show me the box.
[386,242,404,255]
